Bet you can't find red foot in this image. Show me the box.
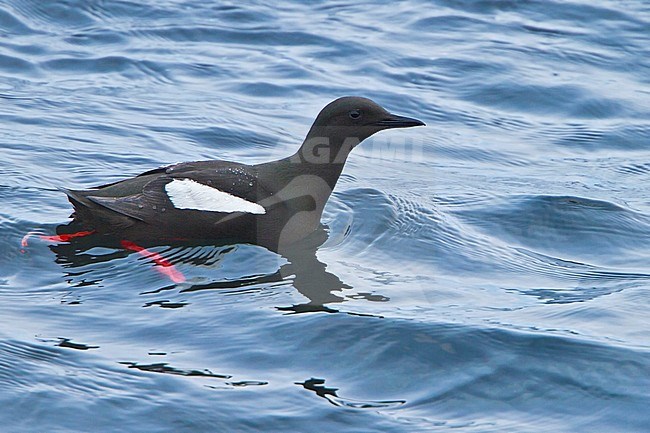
[21,230,96,253]
[120,240,186,284]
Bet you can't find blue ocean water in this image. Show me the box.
[1,0,649,431]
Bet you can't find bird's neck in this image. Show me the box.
[290,132,357,188]
[255,133,355,211]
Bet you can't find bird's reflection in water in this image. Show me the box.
[48,222,386,314]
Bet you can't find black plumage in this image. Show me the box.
[63,96,424,251]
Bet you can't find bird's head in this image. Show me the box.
[300,96,425,164]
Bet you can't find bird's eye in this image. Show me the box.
[349,109,361,120]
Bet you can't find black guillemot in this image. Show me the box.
[62,96,425,251]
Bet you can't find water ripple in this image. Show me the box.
[1,0,650,431]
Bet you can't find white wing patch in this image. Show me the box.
[165,178,265,214]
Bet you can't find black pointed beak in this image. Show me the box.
[373,113,426,129]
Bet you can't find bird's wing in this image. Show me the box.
[75,161,268,223]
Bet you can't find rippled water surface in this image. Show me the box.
[1,1,649,432]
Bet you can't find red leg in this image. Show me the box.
[40,230,97,242]
[120,240,186,284]
[21,229,96,253]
